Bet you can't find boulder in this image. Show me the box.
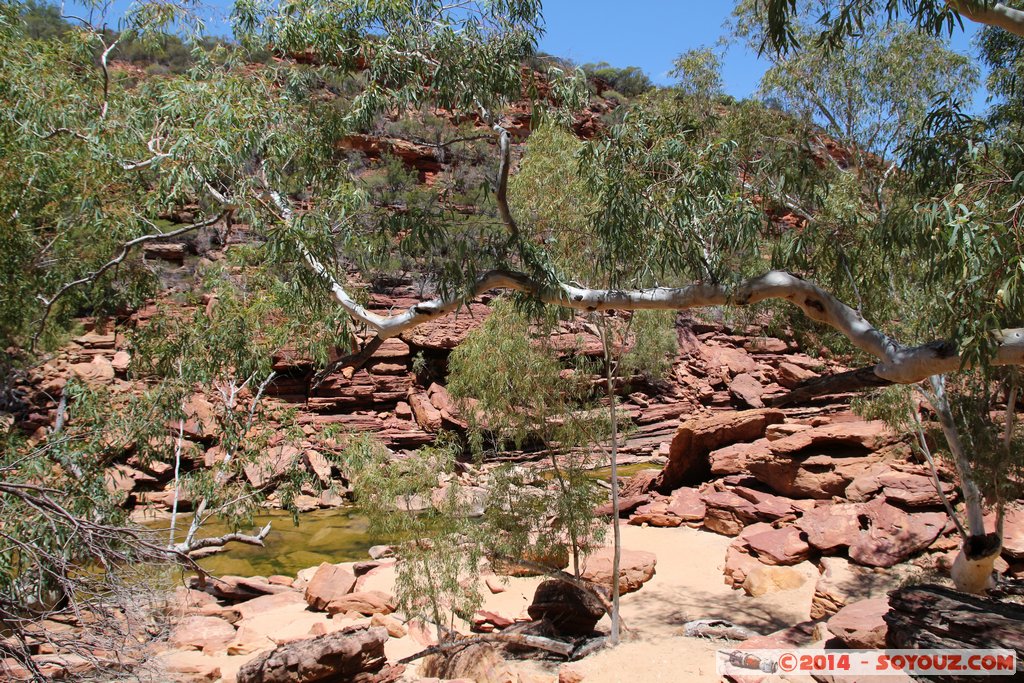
[158,656,222,681]
[775,362,818,389]
[170,587,219,617]
[629,500,683,527]
[702,345,758,376]
[745,526,811,566]
[655,409,785,491]
[559,666,585,683]
[701,486,796,536]
[190,575,287,602]
[846,467,954,507]
[768,419,896,455]
[708,440,771,476]
[319,489,345,508]
[233,591,306,621]
[69,356,115,386]
[728,373,765,408]
[619,469,661,498]
[742,565,807,597]
[302,450,333,483]
[828,597,889,648]
[420,642,514,683]
[666,487,707,521]
[1003,505,1024,560]
[745,337,789,354]
[701,490,760,536]
[797,503,863,553]
[747,452,883,500]
[370,613,407,638]
[732,486,801,519]
[111,350,131,374]
[580,548,656,594]
[325,590,396,616]
[848,499,946,568]
[765,423,813,441]
[723,524,774,588]
[428,382,466,429]
[408,391,443,432]
[527,579,605,637]
[304,563,357,611]
[225,626,277,656]
[181,394,218,442]
[594,494,649,517]
[293,494,320,513]
[471,610,514,633]
[168,616,236,651]
[393,401,413,420]
[811,557,912,620]
[244,444,300,488]
[236,624,388,683]
[368,545,395,560]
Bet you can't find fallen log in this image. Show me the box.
[884,584,1024,673]
[683,619,761,641]
[398,632,574,664]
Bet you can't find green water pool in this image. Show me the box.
[153,507,386,578]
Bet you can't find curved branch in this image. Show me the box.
[305,262,1024,386]
[493,122,519,238]
[33,213,222,349]
[175,522,273,555]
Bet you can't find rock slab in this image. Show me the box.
[236,625,388,683]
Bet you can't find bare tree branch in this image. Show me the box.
[33,213,223,350]
[398,632,574,663]
[302,262,1024,386]
[768,365,894,406]
[175,522,272,555]
[909,398,968,539]
[492,121,519,238]
[926,375,987,538]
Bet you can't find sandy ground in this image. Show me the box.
[483,524,818,683]
[159,523,821,682]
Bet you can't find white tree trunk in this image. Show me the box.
[949,1,1024,37]
[926,375,1005,595]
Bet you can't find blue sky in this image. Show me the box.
[67,0,987,106]
[538,1,985,105]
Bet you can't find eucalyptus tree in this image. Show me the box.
[735,0,979,159]
[750,0,1024,592]
[670,47,725,100]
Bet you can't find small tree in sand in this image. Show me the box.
[345,432,483,641]
[447,299,609,580]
